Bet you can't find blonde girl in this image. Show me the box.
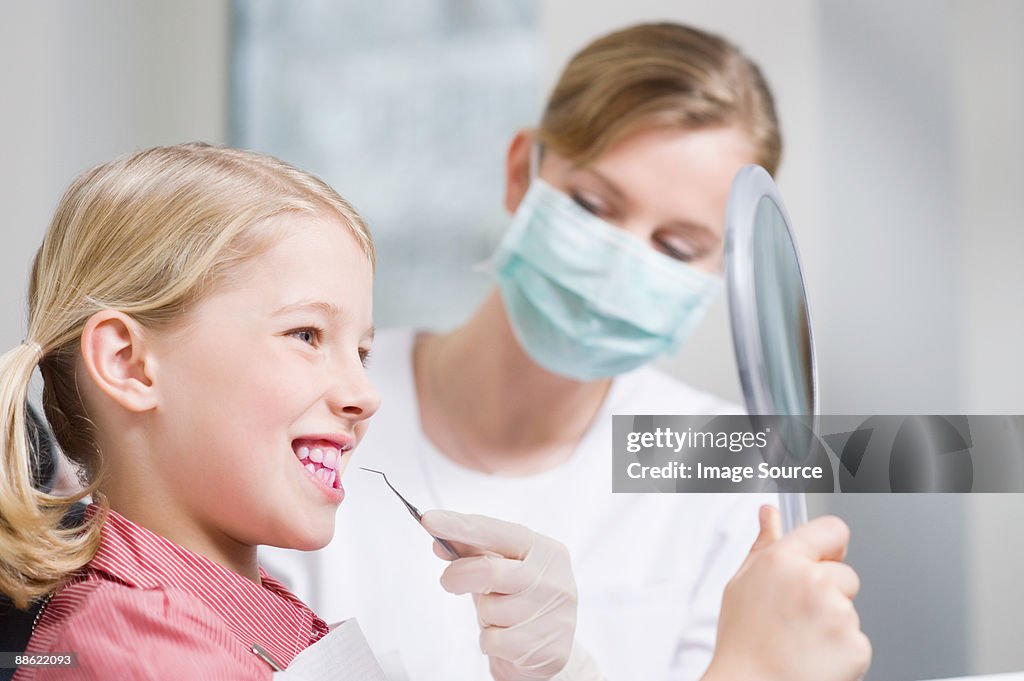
[0,143,382,678]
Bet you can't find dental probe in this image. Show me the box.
[360,467,461,559]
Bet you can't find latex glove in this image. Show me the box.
[422,510,602,681]
[703,505,871,681]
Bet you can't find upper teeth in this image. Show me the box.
[295,443,342,470]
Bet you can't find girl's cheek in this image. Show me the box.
[263,367,327,409]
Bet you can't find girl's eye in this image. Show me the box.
[288,327,323,347]
[359,348,372,368]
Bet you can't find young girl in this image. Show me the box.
[0,143,382,678]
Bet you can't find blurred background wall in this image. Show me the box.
[0,0,230,350]
[2,1,1022,679]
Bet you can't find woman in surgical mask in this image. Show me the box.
[262,22,869,681]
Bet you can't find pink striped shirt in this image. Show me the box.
[14,507,329,680]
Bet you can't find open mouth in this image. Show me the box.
[292,438,349,490]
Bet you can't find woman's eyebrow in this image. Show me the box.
[572,167,718,240]
[569,167,628,204]
[663,219,718,241]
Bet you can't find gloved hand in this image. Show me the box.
[421,510,604,681]
[703,505,871,681]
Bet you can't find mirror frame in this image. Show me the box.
[724,164,819,419]
[725,165,817,531]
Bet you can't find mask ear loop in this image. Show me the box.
[528,141,541,181]
[473,141,544,275]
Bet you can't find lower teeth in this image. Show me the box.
[302,459,337,489]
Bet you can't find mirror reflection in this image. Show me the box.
[752,195,815,416]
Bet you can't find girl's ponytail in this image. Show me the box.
[0,341,102,610]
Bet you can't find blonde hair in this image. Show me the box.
[537,22,782,173]
[0,143,373,609]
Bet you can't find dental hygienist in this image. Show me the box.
[262,22,869,681]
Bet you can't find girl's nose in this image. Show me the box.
[328,363,380,422]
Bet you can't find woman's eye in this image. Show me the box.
[570,192,606,217]
[289,327,322,346]
[655,237,697,262]
[359,348,372,368]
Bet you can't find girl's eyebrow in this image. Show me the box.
[272,300,376,341]
[272,300,339,317]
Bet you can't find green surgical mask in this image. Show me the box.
[493,177,722,381]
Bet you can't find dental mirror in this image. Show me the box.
[724,165,817,532]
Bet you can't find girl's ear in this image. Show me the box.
[503,129,535,215]
[79,311,158,413]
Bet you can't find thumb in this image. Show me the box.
[750,504,783,552]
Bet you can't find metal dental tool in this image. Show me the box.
[360,467,461,559]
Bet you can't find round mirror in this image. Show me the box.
[750,195,816,416]
[725,165,818,529]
